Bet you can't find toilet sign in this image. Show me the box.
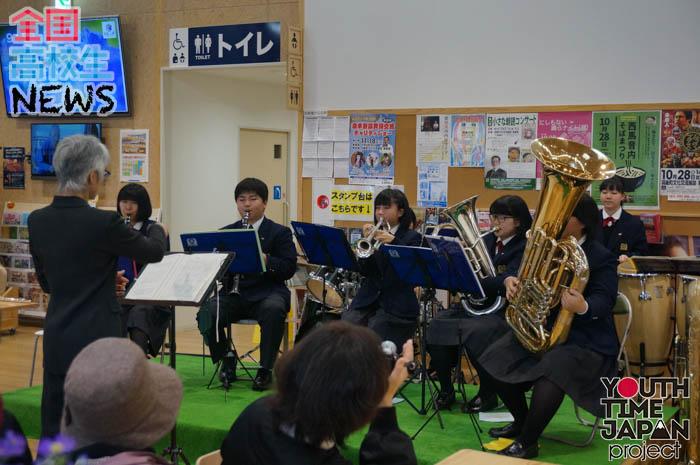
[273,185,282,200]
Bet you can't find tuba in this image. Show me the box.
[505,138,615,353]
[431,195,502,316]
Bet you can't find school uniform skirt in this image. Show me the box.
[478,330,616,417]
[426,306,511,359]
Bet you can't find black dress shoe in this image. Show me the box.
[252,369,273,391]
[219,352,237,389]
[498,440,538,459]
[462,393,498,413]
[488,422,522,439]
[435,390,456,410]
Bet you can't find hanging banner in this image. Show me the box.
[416,114,449,163]
[417,162,448,207]
[329,185,374,221]
[484,113,538,190]
[659,109,700,200]
[450,114,485,167]
[348,113,396,186]
[3,147,25,189]
[592,111,660,209]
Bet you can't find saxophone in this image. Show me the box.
[230,211,250,295]
[505,138,615,353]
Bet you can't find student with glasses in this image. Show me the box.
[427,195,532,412]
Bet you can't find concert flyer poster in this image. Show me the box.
[536,112,593,186]
[659,109,700,201]
[592,111,660,209]
[3,147,25,189]
[417,162,448,208]
[348,114,396,186]
[484,113,538,190]
[449,114,485,167]
[416,115,449,164]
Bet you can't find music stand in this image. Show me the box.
[180,230,266,387]
[122,251,234,465]
[290,221,358,338]
[383,238,484,439]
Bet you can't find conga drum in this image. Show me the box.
[618,273,674,377]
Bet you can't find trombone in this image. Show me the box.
[355,218,387,258]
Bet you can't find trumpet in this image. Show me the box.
[355,218,387,258]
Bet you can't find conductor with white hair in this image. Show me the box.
[28,134,167,438]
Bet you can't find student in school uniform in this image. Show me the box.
[596,176,648,263]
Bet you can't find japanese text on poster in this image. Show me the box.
[659,109,700,200]
[349,114,396,186]
[416,115,449,163]
[484,113,538,190]
[330,185,374,221]
[450,114,485,167]
[3,147,25,189]
[119,129,148,183]
[417,162,448,208]
[536,112,593,185]
[592,111,660,209]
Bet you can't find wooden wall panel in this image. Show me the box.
[0,0,300,210]
[301,103,700,239]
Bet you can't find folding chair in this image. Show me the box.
[542,291,632,447]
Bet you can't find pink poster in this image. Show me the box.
[535,111,593,179]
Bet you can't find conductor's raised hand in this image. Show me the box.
[115,270,129,296]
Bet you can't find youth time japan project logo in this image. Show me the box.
[600,377,689,461]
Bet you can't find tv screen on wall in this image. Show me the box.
[0,16,130,116]
[31,123,101,178]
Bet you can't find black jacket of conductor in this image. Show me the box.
[28,196,167,375]
[221,217,297,308]
[351,226,422,319]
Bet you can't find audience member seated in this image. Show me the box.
[221,321,418,465]
[0,396,33,465]
[60,338,183,465]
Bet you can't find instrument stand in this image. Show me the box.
[397,287,444,439]
[162,307,191,465]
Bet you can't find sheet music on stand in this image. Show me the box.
[122,253,233,307]
[291,221,358,271]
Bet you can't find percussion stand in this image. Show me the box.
[397,286,445,439]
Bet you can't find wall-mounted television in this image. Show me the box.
[0,16,130,116]
[31,123,101,179]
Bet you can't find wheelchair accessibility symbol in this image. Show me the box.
[172,32,185,50]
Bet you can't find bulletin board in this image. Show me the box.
[299,102,700,249]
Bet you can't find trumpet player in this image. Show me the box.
[427,195,532,412]
[342,188,421,348]
[197,178,296,391]
[478,194,618,459]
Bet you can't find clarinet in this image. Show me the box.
[124,215,131,226]
[230,211,250,295]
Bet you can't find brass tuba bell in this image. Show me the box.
[505,138,616,353]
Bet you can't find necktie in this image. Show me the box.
[602,217,616,228]
[496,240,504,254]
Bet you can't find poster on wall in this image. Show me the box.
[536,112,593,185]
[416,115,449,163]
[417,162,448,208]
[348,113,396,186]
[449,114,485,167]
[592,111,660,209]
[3,147,25,189]
[659,109,700,201]
[311,178,333,226]
[484,113,538,190]
[119,129,149,183]
[329,185,374,222]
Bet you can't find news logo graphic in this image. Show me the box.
[600,377,689,461]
